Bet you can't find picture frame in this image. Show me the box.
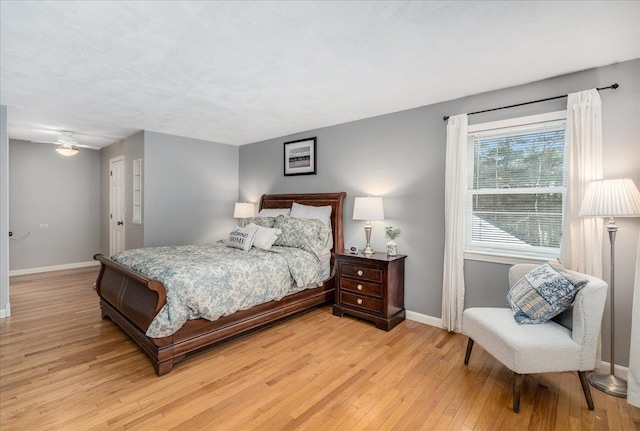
[284,137,316,176]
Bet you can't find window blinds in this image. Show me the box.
[466,119,566,256]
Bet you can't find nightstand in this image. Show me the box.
[332,252,406,331]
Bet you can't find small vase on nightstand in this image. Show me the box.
[384,226,401,256]
[386,240,397,256]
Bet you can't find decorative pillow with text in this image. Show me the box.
[225,224,259,252]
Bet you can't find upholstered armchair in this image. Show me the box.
[462,264,608,412]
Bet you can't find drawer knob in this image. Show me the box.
[357,270,363,276]
[357,298,363,305]
[357,284,363,291]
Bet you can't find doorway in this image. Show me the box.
[109,156,125,256]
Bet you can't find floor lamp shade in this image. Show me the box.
[353,197,384,255]
[579,178,640,398]
[579,178,640,218]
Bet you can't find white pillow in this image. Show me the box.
[290,202,331,226]
[225,224,259,252]
[290,202,333,250]
[251,224,282,250]
[258,208,291,217]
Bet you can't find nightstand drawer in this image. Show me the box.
[340,292,382,314]
[339,278,381,297]
[340,263,382,283]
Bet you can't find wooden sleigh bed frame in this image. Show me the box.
[94,192,346,376]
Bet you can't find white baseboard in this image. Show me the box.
[595,361,629,380]
[406,310,445,329]
[0,302,10,318]
[405,310,630,379]
[9,260,99,276]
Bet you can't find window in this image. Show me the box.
[465,111,567,261]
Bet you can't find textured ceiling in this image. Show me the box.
[1,1,639,148]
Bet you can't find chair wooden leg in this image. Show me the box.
[513,373,523,413]
[464,339,474,365]
[578,371,594,410]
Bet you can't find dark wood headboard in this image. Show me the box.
[259,192,346,256]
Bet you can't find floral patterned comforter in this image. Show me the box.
[112,242,323,338]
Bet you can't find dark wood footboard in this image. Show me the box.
[94,253,166,332]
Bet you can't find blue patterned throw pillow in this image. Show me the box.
[507,261,588,324]
[273,216,330,258]
[239,217,276,228]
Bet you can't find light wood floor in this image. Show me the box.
[1,267,639,430]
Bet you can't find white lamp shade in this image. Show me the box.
[353,197,384,221]
[579,178,640,217]
[234,202,256,218]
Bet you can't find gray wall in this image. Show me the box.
[0,105,9,316]
[100,131,238,253]
[143,131,238,247]
[240,59,640,367]
[9,140,101,270]
[99,131,145,255]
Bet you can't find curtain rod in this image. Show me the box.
[442,83,619,122]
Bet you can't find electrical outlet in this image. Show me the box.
[40,224,48,228]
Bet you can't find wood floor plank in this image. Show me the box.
[1,267,639,430]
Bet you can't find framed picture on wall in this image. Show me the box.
[284,137,316,176]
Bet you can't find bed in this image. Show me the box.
[94,192,346,376]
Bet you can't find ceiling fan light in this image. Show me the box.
[56,143,79,156]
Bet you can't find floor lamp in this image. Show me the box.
[579,178,640,398]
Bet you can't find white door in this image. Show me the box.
[109,156,125,256]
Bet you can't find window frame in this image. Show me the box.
[464,110,567,264]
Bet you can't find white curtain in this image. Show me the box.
[442,114,468,332]
[560,89,604,278]
[628,231,640,408]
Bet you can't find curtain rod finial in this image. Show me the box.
[443,115,449,122]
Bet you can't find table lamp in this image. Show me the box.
[353,197,384,255]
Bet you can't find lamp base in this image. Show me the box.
[362,222,374,255]
[588,372,627,398]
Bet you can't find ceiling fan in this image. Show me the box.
[55,131,80,156]
[24,128,112,155]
